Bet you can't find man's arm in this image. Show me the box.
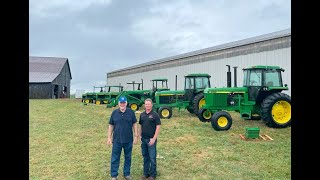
[133,123,138,144]
[107,125,114,145]
[149,125,160,146]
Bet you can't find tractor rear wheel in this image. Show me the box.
[193,93,205,115]
[96,100,101,105]
[186,107,194,114]
[211,111,232,131]
[198,108,212,122]
[129,103,139,111]
[261,92,291,128]
[85,99,89,103]
[158,106,172,119]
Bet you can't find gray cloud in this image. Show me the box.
[29,0,290,93]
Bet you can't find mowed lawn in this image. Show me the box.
[29,99,291,180]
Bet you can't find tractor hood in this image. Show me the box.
[205,87,248,94]
[156,90,185,96]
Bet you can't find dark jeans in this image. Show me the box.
[110,142,133,177]
[141,137,157,178]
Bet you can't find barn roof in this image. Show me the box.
[29,56,72,83]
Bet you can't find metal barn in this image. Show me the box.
[29,56,72,99]
[107,29,291,96]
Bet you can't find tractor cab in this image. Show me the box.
[94,86,107,92]
[151,78,169,92]
[127,81,143,90]
[107,85,124,92]
[151,78,169,102]
[243,65,288,102]
[184,74,211,102]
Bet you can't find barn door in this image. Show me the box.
[54,85,58,99]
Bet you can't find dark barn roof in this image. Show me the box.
[29,56,72,83]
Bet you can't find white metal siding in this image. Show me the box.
[107,47,291,96]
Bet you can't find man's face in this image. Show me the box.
[144,100,152,111]
[119,101,127,111]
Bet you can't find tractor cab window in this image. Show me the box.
[185,77,195,89]
[264,70,282,87]
[195,77,210,89]
[243,70,262,86]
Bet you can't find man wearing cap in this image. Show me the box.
[107,96,138,180]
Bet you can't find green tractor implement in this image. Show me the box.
[107,78,170,111]
[198,65,291,131]
[82,86,105,104]
[82,92,97,104]
[95,85,124,105]
[153,73,211,119]
[106,80,150,110]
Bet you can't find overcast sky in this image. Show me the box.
[29,0,291,94]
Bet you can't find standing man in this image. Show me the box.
[107,96,138,180]
[139,98,161,180]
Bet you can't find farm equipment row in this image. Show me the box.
[82,64,291,131]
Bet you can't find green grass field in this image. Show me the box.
[29,99,291,180]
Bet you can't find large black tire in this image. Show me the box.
[211,111,232,131]
[261,92,291,128]
[192,93,205,115]
[186,107,194,114]
[198,108,212,122]
[129,103,139,111]
[158,106,172,119]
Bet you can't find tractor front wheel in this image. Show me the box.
[261,92,291,128]
[96,100,101,105]
[198,108,212,122]
[129,103,139,111]
[158,106,172,119]
[211,111,232,131]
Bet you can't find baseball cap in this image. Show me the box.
[119,96,127,103]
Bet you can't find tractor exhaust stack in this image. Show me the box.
[226,65,231,87]
[141,79,144,90]
[233,66,238,87]
[175,75,177,90]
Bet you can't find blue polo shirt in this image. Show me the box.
[109,108,137,143]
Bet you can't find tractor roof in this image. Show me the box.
[106,85,123,88]
[243,65,284,71]
[185,73,211,77]
[127,82,142,84]
[151,78,168,81]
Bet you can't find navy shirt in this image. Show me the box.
[139,110,161,139]
[109,108,137,143]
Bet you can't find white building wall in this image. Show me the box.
[107,47,291,96]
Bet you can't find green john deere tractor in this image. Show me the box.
[153,73,211,119]
[198,65,291,131]
[95,85,124,105]
[107,78,170,111]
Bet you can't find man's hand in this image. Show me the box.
[107,138,112,146]
[148,138,156,146]
[133,136,138,144]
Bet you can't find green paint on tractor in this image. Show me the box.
[197,65,291,131]
[153,73,211,119]
[106,78,170,111]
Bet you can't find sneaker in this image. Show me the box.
[124,176,132,180]
[147,177,155,180]
[141,175,149,180]
[111,177,117,180]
